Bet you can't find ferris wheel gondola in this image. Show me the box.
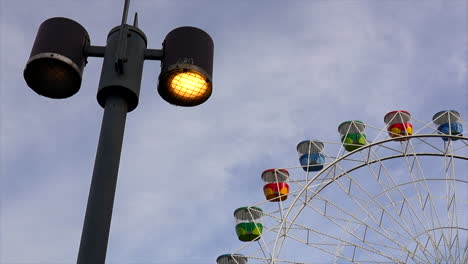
[218,110,467,264]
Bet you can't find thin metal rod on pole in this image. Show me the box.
[77,95,128,264]
[115,0,131,74]
[121,0,131,25]
[133,12,139,28]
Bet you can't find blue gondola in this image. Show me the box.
[433,110,463,141]
[297,140,325,172]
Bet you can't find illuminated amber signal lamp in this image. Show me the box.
[158,26,214,106]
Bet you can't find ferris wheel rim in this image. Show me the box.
[268,133,468,263]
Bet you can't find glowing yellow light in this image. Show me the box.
[166,71,210,101]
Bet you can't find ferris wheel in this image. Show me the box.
[217,110,467,264]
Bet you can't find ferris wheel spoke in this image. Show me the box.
[374,139,446,262]
[222,122,467,264]
[256,240,272,262]
[269,216,399,264]
[462,238,468,263]
[296,173,429,263]
[331,183,433,263]
[388,141,444,259]
[287,219,409,263]
[413,116,442,135]
[286,169,335,192]
[443,141,463,263]
[453,137,468,151]
[333,156,436,261]
[362,150,424,233]
[368,142,406,157]
[282,159,435,262]
[241,254,356,264]
[412,136,446,154]
[304,150,467,263]
[303,195,404,254]
[404,140,460,262]
[336,155,424,237]
[367,178,468,263]
[315,192,418,245]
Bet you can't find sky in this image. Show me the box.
[1,0,467,264]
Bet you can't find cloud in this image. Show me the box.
[1,0,467,263]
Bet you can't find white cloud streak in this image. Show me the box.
[1,0,466,263]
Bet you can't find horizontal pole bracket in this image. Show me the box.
[144,48,163,61]
[85,45,106,58]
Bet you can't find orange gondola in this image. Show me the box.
[384,110,413,141]
[261,169,289,202]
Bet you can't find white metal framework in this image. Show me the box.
[227,114,467,264]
